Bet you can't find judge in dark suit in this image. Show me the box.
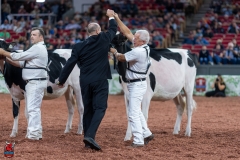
[56,9,117,151]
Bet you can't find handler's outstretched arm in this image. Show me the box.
[114,13,134,41]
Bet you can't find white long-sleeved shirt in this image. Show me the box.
[10,41,48,80]
[124,44,150,80]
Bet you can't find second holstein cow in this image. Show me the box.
[0,40,84,137]
[111,33,197,141]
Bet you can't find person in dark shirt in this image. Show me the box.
[199,45,213,65]
[205,74,226,97]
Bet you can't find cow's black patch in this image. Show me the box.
[47,86,53,93]
[4,62,26,91]
[149,72,156,92]
[187,50,196,67]
[187,58,194,67]
[47,50,67,84]
[12,99,19,118]
[149,48,182,64]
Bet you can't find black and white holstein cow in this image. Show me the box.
[111,33,197,141]
[0,40,84,137]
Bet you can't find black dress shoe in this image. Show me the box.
[83,137,101,151]
[144,134,154,145]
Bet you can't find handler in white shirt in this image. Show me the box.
[0,27,48,140]
[110,13,154,148]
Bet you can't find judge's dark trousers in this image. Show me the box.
[81,79,108,139]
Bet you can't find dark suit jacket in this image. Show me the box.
[58,19,117,86]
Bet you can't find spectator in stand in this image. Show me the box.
[122,17,130,26]
[212,44,224,64]
[227,20,239,34]
[0,19,12,30]
[232,38,240,64]
[51,2,59,15]
[18,5,26,14]
[210,0,222,14]
[215,39,225,50]
[212,22,225,33]
[18,5,27,20]
[195,35,209,45]
[205,74,226,97]
[164,0,175,13]
[203,28,214,38]
[220,14,232,26]
[198,45,213,65]
[222,42,237,64]
[24,40,31,51]
[57,0,67,21]
[1,0,11,23]
[0,28,10,40]
[119,0,128,17]
[24,0,35,13]
[183,32,195,44]
[13,21,23,33]
[234,10,240,23]
[166,23,175,41]
[222,4,232,16]
[74,33,85,43]
[201,17,211,34]
[31,14,43,28]
[19,17,26,29]
[233,4,240,15]
[55,39,65,49]
[195,22,205,33]
[155,17,166,28]
[65,20,81,30]
[152,30,164,46]
[31,5,40,15]
[55,20,66,30]
[127,0,138,17]
[50,27,59,39]
[195,28,203,38]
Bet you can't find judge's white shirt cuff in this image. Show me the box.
[109,17,115,20]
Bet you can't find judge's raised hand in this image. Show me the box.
[106,9,114,17]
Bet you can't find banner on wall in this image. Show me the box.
[0,74,239,96]
[0,74,9,94]
[194,75,240,96]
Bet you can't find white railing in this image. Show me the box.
[8,13,57,25]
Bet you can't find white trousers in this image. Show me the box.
[25,80,47,140]
[127,80,152,145]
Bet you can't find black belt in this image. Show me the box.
[26,78,47,83]
[126,78,146,83]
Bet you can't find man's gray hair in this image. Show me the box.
[87,23,100,34]
[136,30,150,44]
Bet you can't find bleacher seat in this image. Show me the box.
[182,44,193,49]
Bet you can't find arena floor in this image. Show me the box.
[0,94,240,159]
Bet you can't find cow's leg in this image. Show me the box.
[72,84,84,134]
[173,94,185,135]
[184,80,197,137]
[10,99,20,137]
[64,86,75,133]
